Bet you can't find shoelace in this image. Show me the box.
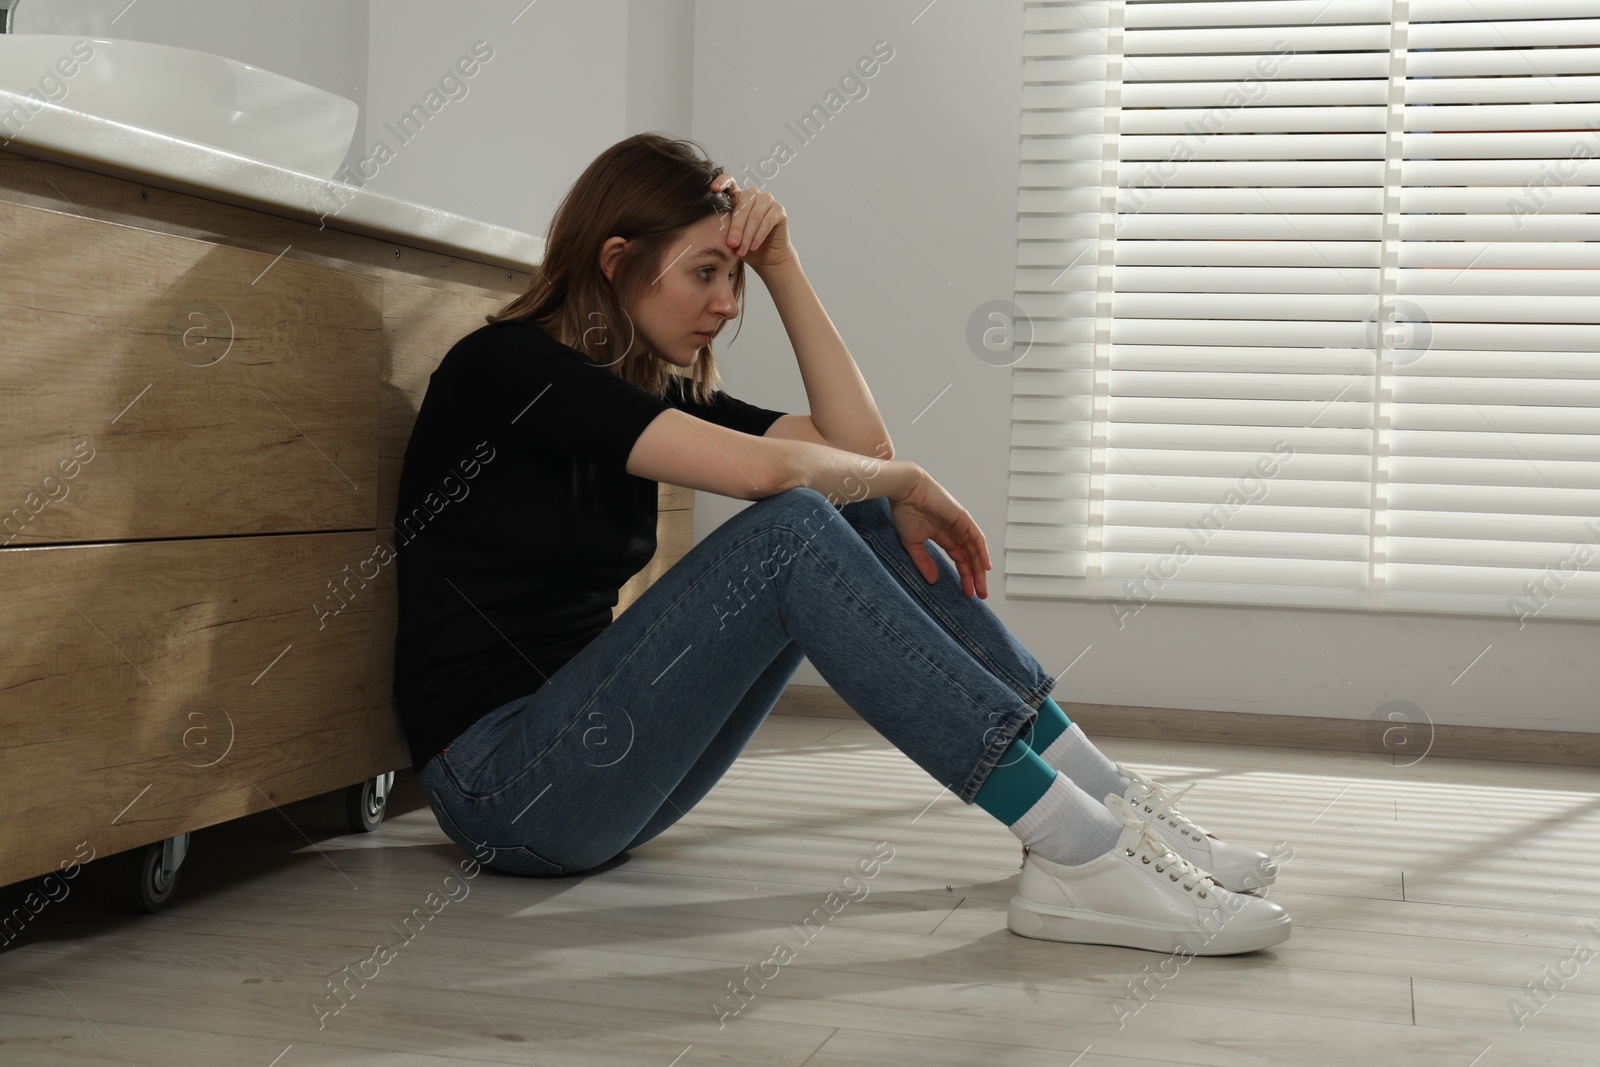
[1018,796,1220,898]
[1112,794,1217,899]
[1118,765,1212,844]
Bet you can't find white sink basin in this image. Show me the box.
[0,35,358,178]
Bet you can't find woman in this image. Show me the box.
[392,133,1290,955]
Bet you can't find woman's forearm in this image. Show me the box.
[756,254,894,457]
[765,437,921,506]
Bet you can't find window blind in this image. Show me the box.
[1007,0,1600,624]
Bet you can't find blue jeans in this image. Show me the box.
[418,487,1059,876]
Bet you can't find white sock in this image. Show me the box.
[1009,773,1124,866]
[1040,723,1132,804]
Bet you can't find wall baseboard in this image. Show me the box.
[770,684,1600,768]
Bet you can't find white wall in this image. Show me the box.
[358,0,694,247]
[685,0,1600,736]
[34,0,1593,735]
[20,0,370,174]
[362,0,632,240]
[624,0,695,139]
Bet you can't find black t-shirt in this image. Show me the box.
[391,320,787,770]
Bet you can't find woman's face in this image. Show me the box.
[604,213,741,368]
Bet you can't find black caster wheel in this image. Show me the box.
[345,772,394,833]
[127,833,189,913]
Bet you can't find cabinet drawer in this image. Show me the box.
[0,531,383,886]
[0,198,379,544]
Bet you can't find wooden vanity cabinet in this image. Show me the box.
[0,155,693,891]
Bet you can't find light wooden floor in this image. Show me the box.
[3,714,1597,1066]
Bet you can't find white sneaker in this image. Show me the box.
[1116,764,1279,892]
[1007,794,1291,955]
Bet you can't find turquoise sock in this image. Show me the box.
[972,736,1057,825]
[1029,695,1072,752]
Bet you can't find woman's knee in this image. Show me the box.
[752,486,845,533]
[838,493,892,531]
[760,485,830,511]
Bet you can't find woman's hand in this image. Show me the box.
[710,174,794,274]
[886,465,992,599]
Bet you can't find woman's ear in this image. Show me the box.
[599,236,629,283]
